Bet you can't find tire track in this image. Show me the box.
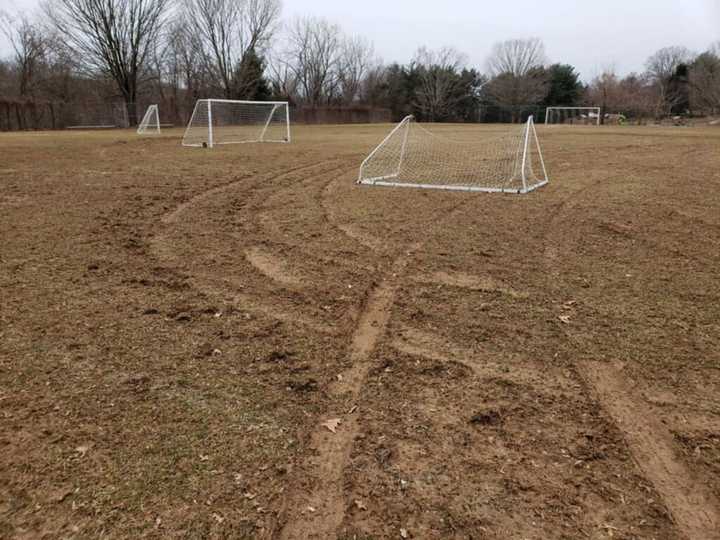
[580,361,720,540]
[278,196,471,539]
[244,246,304,289]
[391,326,542,385]
[540,172,720,540]
[160,161,328,226]
[320,174,387,254]
[151,161,342,333]
[259,165,382,271]
[277,252,416,540]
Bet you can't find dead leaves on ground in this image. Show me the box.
[321,418,341,433]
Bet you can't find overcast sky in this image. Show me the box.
[1,0,718,80]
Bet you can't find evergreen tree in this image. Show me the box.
[542,64,584,114]
[234,48,271,101]
[668,63,690,114]
[453,69,483,122]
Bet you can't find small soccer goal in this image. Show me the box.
[137,105,161,135]
[545,107,601,126]
[358,116,549,194]
[182,99,291,148]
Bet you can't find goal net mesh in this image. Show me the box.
[66,102,129,129]
[545,107,600,125]
[182,100,290,147]
[358,116,548,193]
[137,105,160,135]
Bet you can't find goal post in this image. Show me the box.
[545,107,601,126]
[182,99,291,148]
[358,116,548,194]
[137,104,161,135]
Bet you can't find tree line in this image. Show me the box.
[1,0,719,126]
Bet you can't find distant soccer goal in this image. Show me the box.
[358,116,548,194]
[545,107,601,126]
[66,102,129,129]
[137,105,161,135]
[182,99,291,148]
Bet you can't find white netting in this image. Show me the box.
[358,116,548,193]
[137,105,160,135]
[182,100,290,147]
[545,107,600,126]
[66,102,129,129]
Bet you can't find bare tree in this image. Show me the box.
[587,69,621,123]
[358,63,387,106]
[148,15,205,123]
[266,51,299,101]
[283,16,342,106]
[184,0,280,98]
[689,47,720,115]
[487,37,546,78]
[168,16,208,101]
[485,38,549,122]
[412,46,467,121]
[1,11,48,96]
[645,46,695,118]
[617,73,655,123]
[337,35,375,105]
[44,0,170,123]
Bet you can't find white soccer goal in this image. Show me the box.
[358,116,549,194]
[66,102,129,129]
[545,107,601,126]
[137,104,161,135]
[182,99,291,147]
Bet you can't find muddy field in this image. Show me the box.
[1,123,719,539]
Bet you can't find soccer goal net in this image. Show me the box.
[66,102,129,129]
[358,116,548,194]
[545,107,601,126]
[182,100,291,147]
[137,104,161,135]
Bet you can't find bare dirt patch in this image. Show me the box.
[1,124,719,539]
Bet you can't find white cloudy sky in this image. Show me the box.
[1,0,718,80]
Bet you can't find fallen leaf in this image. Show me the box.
[200,454,210,462]
[347,405,358,415]
[322,418,341,433]
[244,492,256,500]
[558,315,572,324]
[354,499,367,511]
[74,445,90,458]
[307,506,316,513]
[212,513,224,524]
[400,528,409,538]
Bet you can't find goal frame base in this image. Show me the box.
[358,178,549,194]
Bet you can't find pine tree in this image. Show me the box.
[234,48,271,101]
[542,64,584,110]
